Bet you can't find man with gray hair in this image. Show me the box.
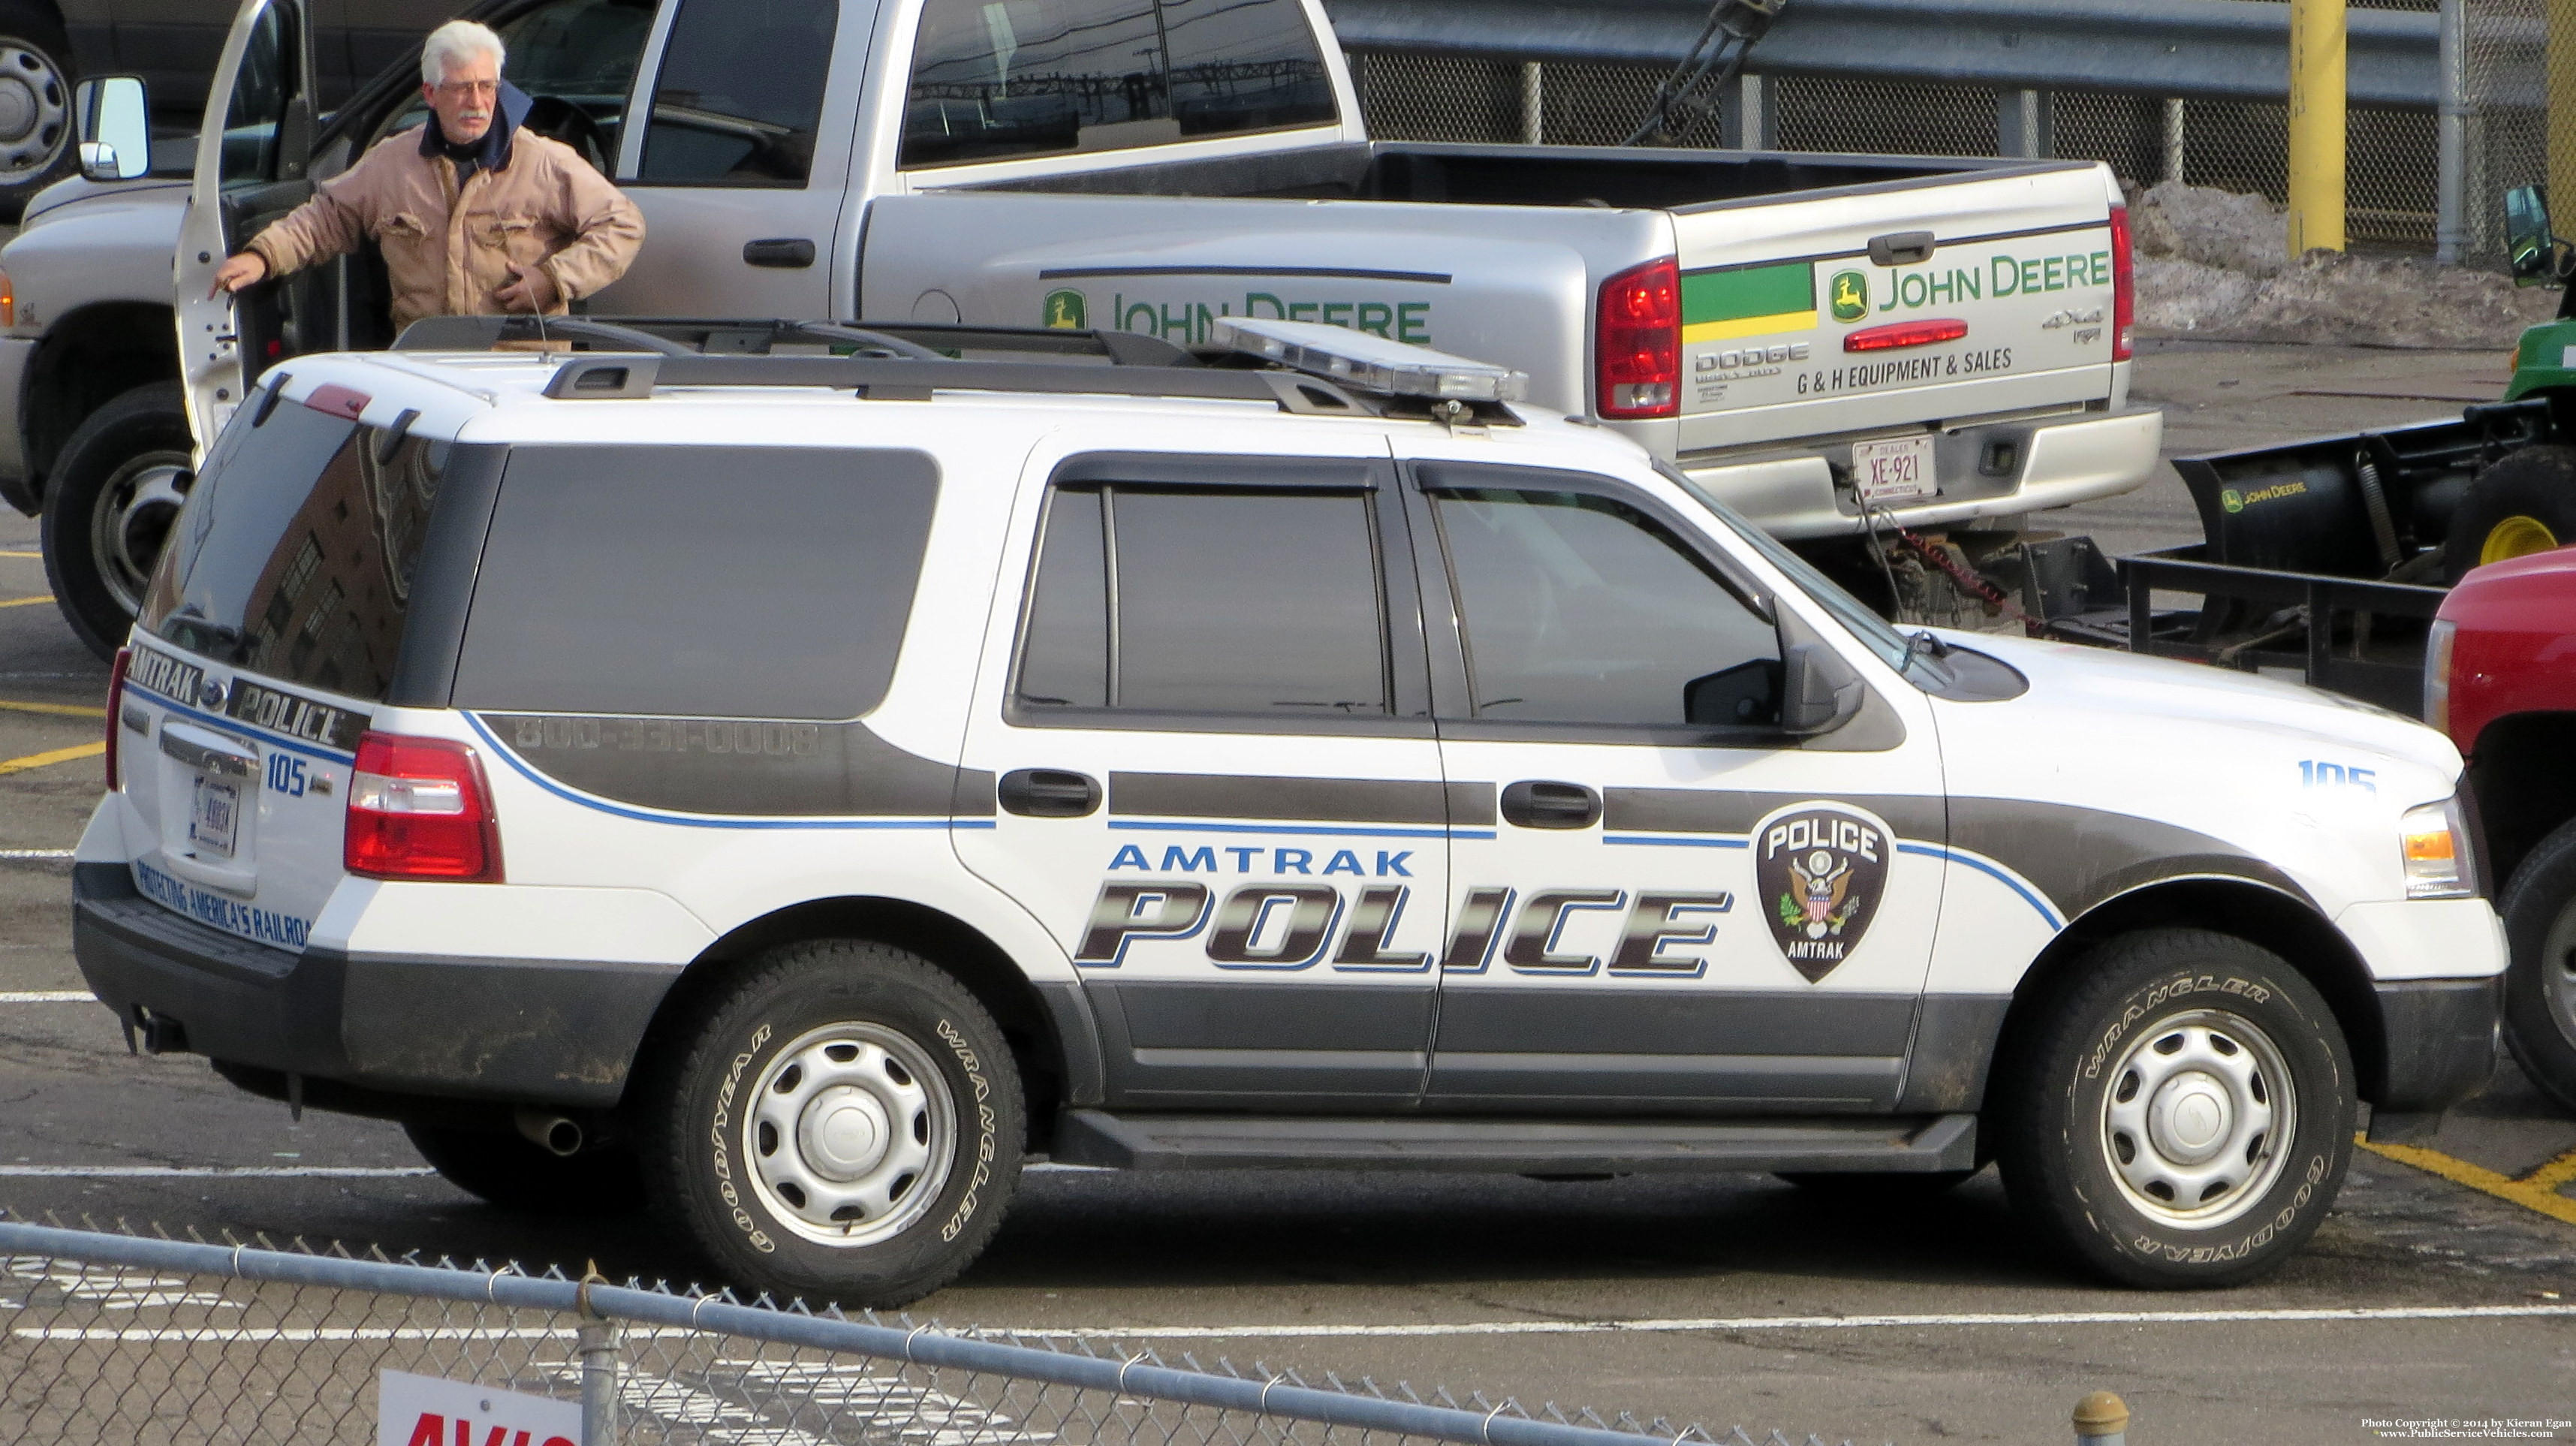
[211,20,643,333]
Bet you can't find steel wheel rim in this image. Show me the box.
[2538,893,2576,1053]
[2097,1006,2297,1230]
[0,43,66,181]
[89,452,190,614]
[745,1021,956,1248]
[2481,514,2560,568]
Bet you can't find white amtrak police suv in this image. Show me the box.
[74,315,2502,1303]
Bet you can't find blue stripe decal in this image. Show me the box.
[1603,834,1749,849]
[125,682,357,764]
[1107,820,1462,839]
[464,713,984,832]
[1899,841,2063,929]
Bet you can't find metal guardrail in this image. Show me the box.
[1324,0,2475,111]
[0,1219,1871,1446]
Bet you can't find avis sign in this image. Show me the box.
[379,1369,580,1446]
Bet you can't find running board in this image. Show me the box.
[1052,1110,1977,1174]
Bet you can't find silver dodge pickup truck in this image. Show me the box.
[10,0,2158,657]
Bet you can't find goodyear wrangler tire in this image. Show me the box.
[641,940,1023,1307]
[2496,817,2576,1115]
[1993,928,2355,1288]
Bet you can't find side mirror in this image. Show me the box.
[1779,640,1864,737]
[2505,185,2571,288]
[76,76,152,182]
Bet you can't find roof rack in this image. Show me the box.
[384,315,1526,425]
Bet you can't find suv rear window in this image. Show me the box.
[450,446,939,720]
[902,0,1337,169]
[142,398,451,702]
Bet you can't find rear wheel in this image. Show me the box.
[0,5,74,223]
[40,382,191,660]
[1993,928,2355,1288]
[2444,444,2576,583]
[640,940,1023,1307]
[402,1123,647,1216]
[2499,818,2576,1114]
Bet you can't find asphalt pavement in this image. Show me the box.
[3,342,2574,1444]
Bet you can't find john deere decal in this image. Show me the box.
[1753,803,1891,981]
[1828,270,1869,322]
[1043,288,1088,330]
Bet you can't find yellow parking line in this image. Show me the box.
[0,550,36,557]
[0,595,54,607]
[0,742,104,777]
[0,699,104,719]
[2359,1137,2576,1228]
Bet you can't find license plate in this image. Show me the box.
[189,776,240,860]
[1853,435,1935,506]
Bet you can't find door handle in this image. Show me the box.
[743,238,817,269]
[1500,779,1600,830]
[999,768,1101,818]
[1868,230,1936,267]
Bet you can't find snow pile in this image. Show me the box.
[2126,180,2556,348]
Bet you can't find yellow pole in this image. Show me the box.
[2551,0,2576,227]
[2288,0,2348,256]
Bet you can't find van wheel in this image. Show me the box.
[2444,445,2576,583]
[402,1124,647,1216]
[640,940,1023,1307]
[2499,818,2576,1114]
[0,5,74,224]
[41,382,191,661]
[1993,928,2354,1288]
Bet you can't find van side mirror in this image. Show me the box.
[2505,185,2571,288]
[76,76,152,182]
[1779,640,1864,737]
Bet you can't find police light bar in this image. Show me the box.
[1208,317,1529,404]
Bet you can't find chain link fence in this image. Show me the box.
[1346,0,2563,264]
[0,1218,1879,1446]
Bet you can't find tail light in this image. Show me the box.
[1596,257,1680,419]
[1845,318,1968,352]
[2108,205,2135,362]
[345,731,503,882]
[104,647,130,790]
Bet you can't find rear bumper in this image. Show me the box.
[2372,976,2501,1112]
[1682,405,2162,541]
[71,863,677,1110]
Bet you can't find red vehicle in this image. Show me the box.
[2430,546,2576,1109]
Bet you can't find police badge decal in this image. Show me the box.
[1752,803,1892,981]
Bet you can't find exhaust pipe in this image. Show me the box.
[514,1108,583,1158]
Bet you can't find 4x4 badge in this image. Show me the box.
[1753,802,1892,981]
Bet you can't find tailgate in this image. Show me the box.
[1672,162,2120,453]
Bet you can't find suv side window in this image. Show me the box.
[635,0,840,185]
[1427,486,1780,728]
[1016,485,1389,718]
[901,0,1337,170]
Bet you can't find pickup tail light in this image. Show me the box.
[1845,318,1968,352]
[2109,205,2135,362]
[2424,617,2456,736]
[104,647,130,790]
[1597,257,1680,419]
[345,731,503,882]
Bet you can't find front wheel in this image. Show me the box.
[2499,818,2576,1114]
[1993,928,2355,1288]
[41,382,191,661]
[0,4,74,224]
[639,940,1023,1307]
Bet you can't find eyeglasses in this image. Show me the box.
[432,78,499,98]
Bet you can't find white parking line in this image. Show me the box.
[0,848,74,860]
[0,1165,434,1178]
[21,1302,2576,1345]
[0,990,94,1003]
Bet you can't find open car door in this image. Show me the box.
[175,0,321,456]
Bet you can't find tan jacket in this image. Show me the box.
[247,124,645,334]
